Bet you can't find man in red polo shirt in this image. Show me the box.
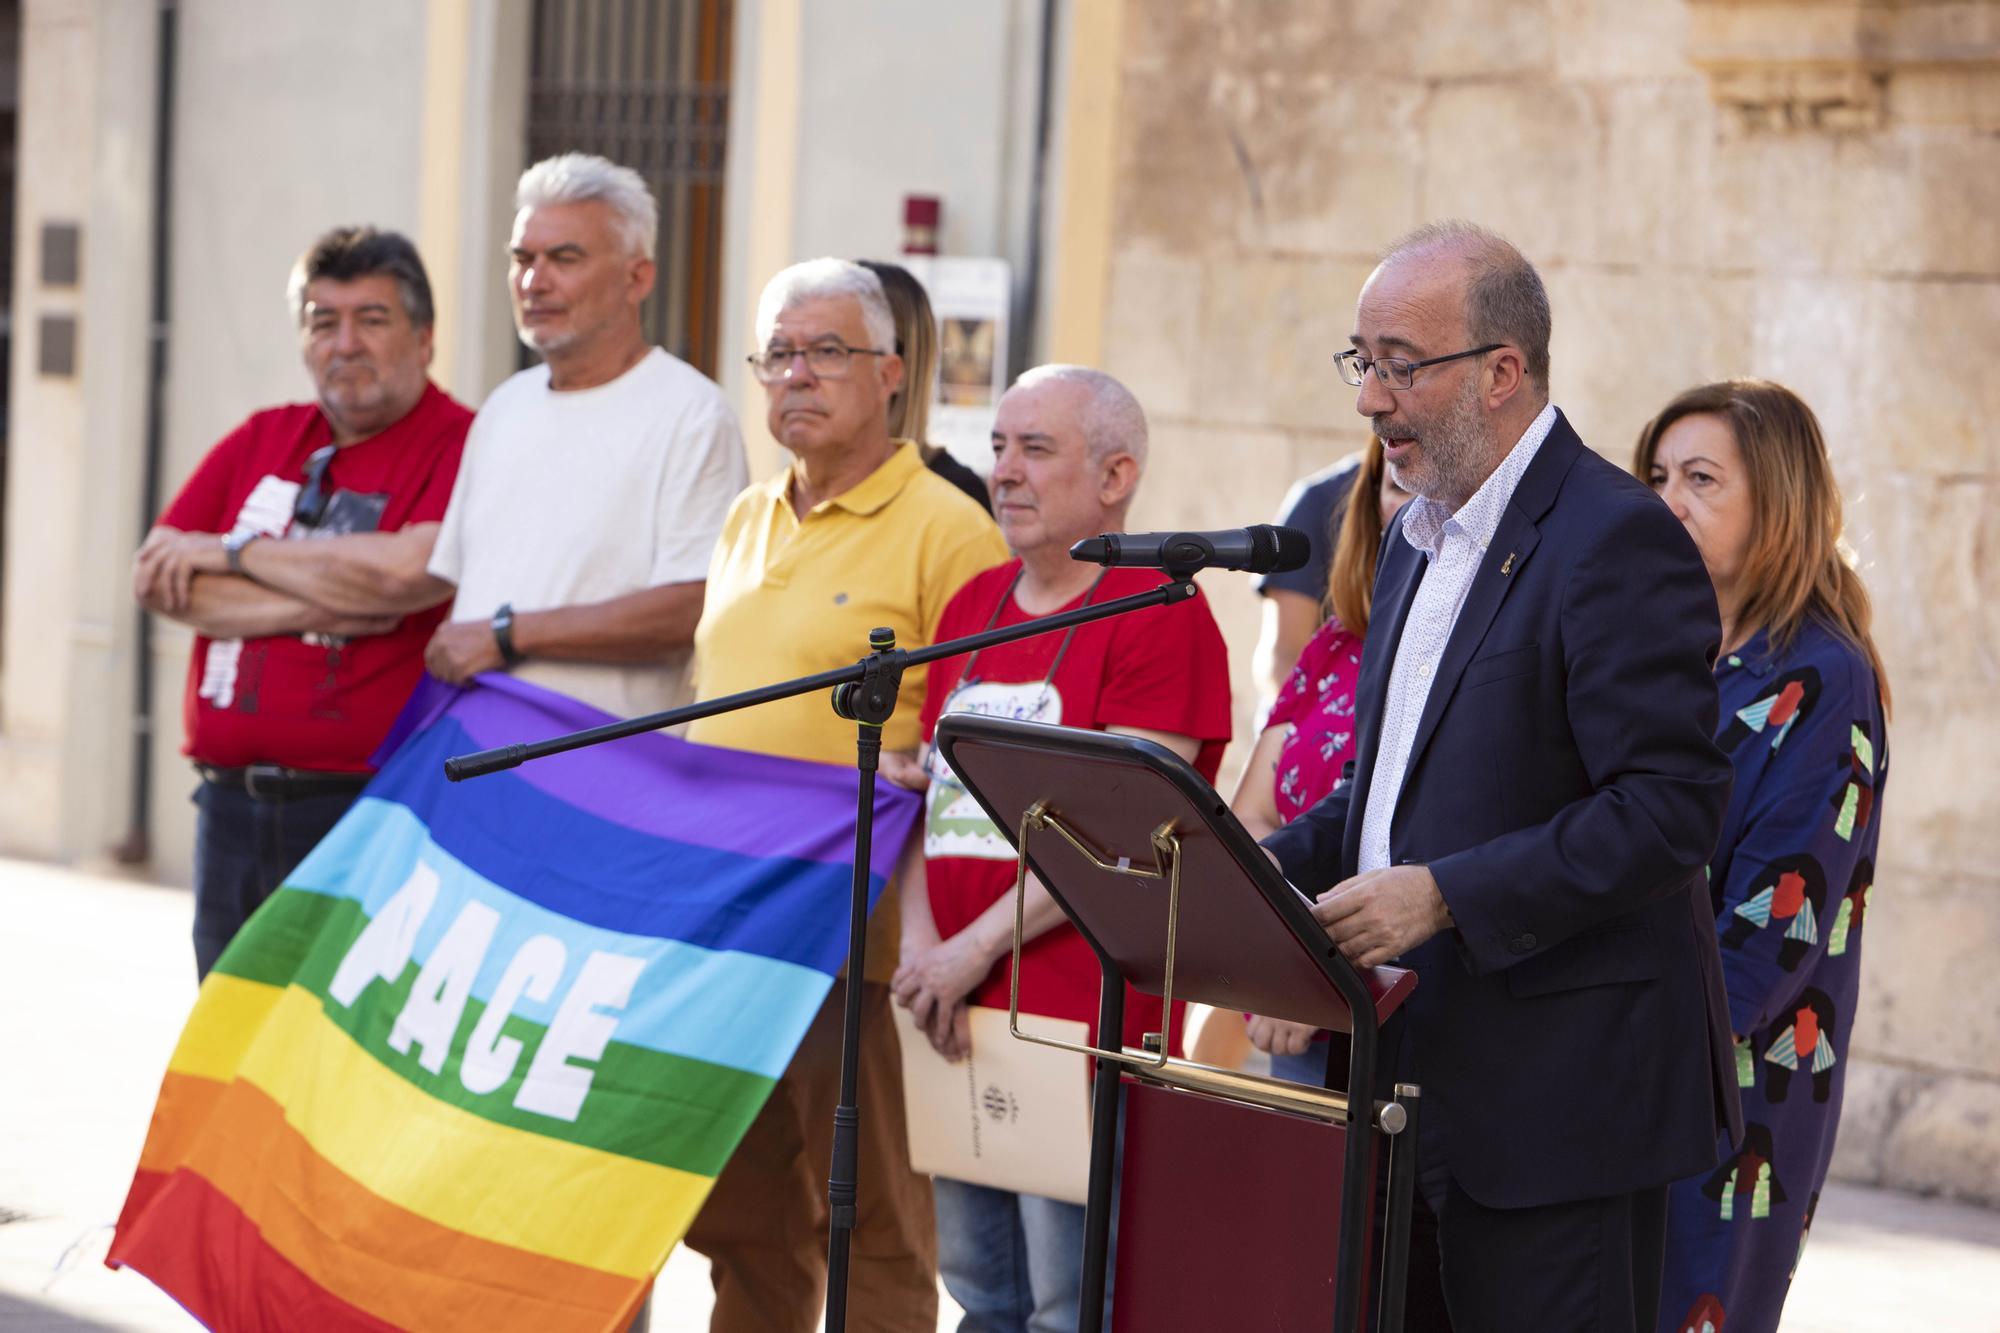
[132,226,471,977]
[891,364,1232,1330]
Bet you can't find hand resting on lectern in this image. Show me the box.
[1311,863,1456,971]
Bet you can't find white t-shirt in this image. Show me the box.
[429,347,749,718]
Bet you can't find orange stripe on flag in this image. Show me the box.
[134,1070,227,1174]
[224,984,707,1275]
[168,1073,645,1333]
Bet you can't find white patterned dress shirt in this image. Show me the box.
[1356,402,1559,874]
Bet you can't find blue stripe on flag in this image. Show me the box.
[345,716,882,972]
[288,798,833,1080]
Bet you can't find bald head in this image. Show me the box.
[1010,364,1149,470]
[1377,221,1551,394]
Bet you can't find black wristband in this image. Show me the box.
[492,602,525,666]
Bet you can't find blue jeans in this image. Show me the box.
[1268,1043,1331,1087]
[934,1094,1124,1333]
[190,778,358,979]
[933,1179,1089,1333]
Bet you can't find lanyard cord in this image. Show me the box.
[952,566,1111,706]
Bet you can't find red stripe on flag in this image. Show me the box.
[108,1169,404,1333]
[111,1074,647,1332]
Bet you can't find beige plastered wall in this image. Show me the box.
[0,0,157,864]
[1,0,453,879]
[1093,0,2000,1205]
[720,0,1053,482]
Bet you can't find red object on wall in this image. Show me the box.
[902,194,941,255]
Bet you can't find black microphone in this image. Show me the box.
[1068,525,1311,575]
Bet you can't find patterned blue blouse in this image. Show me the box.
[1658,618,1888,1333]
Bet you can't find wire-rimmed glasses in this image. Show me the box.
[1335,343,1503,390]
[747,341,887,384]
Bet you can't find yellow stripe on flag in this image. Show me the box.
[194,979,712,1278]
[167,972,286,1082]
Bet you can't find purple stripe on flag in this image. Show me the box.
[382,674,896,872]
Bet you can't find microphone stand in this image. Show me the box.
[445,570,1202,1331]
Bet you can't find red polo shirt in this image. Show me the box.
[160,383,471,771]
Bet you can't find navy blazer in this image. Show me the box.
[1264,411,1743,1210]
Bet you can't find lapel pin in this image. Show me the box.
[1500,552,1516,576]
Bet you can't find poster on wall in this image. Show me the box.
[898,256,1011,475]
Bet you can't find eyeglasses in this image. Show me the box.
[1335,343,1503,391]
[746,341,887,384]
[293,444,337,528]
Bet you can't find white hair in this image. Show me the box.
[1011,364,1149,469]
[516,153,658,260]
[755,259,896,354]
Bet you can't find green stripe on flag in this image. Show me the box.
[214,888,775,1177]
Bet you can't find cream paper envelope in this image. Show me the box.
[892,1003,1093,1205]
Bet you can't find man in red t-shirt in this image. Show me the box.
[132,227,471,977]
[888,365,1232,1330]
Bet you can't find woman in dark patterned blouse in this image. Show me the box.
[1636,380,1891,1333]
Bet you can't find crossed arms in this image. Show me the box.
[133,523,451,639]
[135,524,706,679]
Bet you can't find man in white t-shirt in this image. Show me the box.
[425,153,748,718]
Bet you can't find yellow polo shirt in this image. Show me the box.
[688,440,1008,977]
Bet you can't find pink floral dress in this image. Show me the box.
[1267,617,1365,823]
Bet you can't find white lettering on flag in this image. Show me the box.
[516,950,646,1122]
[390,901,501,1075]
[329,863,439,1006]
[459,934,568,1096]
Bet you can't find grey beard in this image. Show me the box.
[1424,378,1492,508]
[1378,375,1490,509]
[516,323,576,355]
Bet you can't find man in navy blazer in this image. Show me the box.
[1262,222,1742,1332]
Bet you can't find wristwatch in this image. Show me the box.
[492,602,525,667]
[222,529,261,575]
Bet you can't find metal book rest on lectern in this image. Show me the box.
[934,714,1422,1333]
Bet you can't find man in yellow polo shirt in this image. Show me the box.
[684,258,1006,1333]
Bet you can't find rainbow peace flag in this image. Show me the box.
[109,676,917,1332]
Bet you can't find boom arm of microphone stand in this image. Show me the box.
[440,579,1201,782]
[442,660,869,781]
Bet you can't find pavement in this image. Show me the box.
[4,855,1997,1331]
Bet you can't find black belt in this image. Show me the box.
[196,763,373,800]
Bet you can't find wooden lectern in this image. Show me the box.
[934,715,1421,1333]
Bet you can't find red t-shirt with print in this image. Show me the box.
[918,561,1234,1050]
[159,382,471,771]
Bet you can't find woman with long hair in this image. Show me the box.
[1636,380,1890,1333]
[856,259,991,512]
[1235,438,1410,840]
[1226,437,1409,1082]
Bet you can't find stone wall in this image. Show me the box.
[1102,0,2000,1205]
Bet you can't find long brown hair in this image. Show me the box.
[1632,379,1891,715]
[1325,439,1394,636]
[857,259,938,447]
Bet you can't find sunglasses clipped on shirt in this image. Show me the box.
[293,444,337,529]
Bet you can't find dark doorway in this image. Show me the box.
[524,0,733,378]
